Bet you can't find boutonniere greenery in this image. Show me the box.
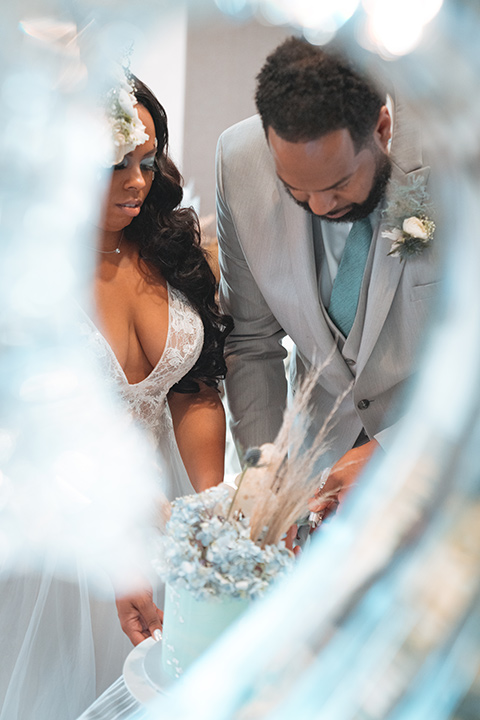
[382,176,435,262]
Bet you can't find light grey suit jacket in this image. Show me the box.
[216,106,441,467]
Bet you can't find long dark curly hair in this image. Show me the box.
[124,77,232,392]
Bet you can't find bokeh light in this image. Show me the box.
[363,0,443,57]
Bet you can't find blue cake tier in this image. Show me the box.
[162,583,250,678]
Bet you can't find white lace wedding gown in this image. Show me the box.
[0,284,204,720]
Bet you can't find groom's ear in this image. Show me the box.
[373,106,392,153]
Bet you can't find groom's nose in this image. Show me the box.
[307,191,338,216]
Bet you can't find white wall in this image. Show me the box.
[132,3,188,171]
[132,5,291,218]
[183,13,290,216]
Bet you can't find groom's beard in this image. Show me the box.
[291,152,392,223]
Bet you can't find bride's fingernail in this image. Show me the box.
[153,629,162,642]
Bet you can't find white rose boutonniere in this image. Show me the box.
[382,177,435,262]
[402,216,429,240]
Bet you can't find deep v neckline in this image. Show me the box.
[80,282,172,387]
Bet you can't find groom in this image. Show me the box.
[216,37,440,509]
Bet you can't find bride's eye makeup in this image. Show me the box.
[113,159,128,171]
[140,157,157,173]
[112,155,158,173]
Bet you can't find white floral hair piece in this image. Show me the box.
[104,67,149,166]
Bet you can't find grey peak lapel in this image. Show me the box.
[355,97,430,375]
[355,165,430,376]
[355,221,406,375]
[389,95,424,174]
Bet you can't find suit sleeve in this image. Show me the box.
[216,132,288,457]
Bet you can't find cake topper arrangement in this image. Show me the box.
[155,483,293,602]
[155,363,349,596]
[153,363,351,678]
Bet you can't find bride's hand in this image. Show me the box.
[116,587,163,646]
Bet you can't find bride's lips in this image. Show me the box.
[117,201,142,218]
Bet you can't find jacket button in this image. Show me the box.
[357,399,370,410]
[345,358,355,366]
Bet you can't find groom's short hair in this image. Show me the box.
[255,37,384,152]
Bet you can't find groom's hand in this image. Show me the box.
[116,587,164,646]
[309,439,381,518]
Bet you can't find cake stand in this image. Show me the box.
[123,637,175,704]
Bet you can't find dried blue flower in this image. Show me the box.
[244,447,262,467]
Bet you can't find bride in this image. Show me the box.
[89,76,230,497]
[88,74,232,652]
[0,75,231,720]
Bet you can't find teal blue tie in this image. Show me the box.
[327,217,373,337]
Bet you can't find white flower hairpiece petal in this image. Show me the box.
[103,67,150,167]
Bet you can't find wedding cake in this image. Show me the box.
[161,582,250,678]
[155,410,335,680]
[155,482,293,679]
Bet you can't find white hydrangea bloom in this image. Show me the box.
[103,67,149,166]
